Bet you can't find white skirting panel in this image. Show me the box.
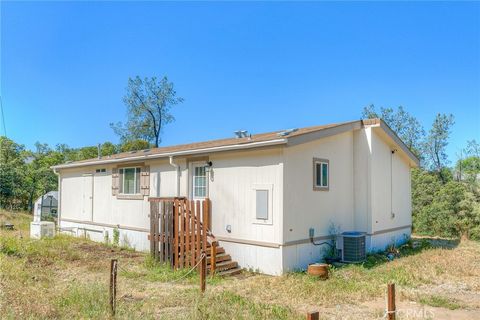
[368,227,411,253]
[59,220,150,252]
[219,240,283,276]
[282,242,331,273]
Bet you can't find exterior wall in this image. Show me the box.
[281,128,413,271]
[353,127,371,232]
[282,131,355,272]
[208,148,283,243]
[58,148,285,275]
[369,227,411,252]
[370,129,412,241]
[57,126,413,275]
[208,148,284,274]
[220,242,283,275]
[60,220,150,251]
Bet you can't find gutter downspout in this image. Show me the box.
[169,156,180,197]
[53,168,61,228]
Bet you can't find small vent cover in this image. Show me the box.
[341,232,366,263]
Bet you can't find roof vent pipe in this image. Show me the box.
[234,130,248,138]
[97,143,101,159]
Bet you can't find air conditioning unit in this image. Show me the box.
[336,231,366,263]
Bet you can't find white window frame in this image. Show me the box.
[120,167,141,195]
[189,161,208,200]
[252,183,273,225]
[313,158,329,191]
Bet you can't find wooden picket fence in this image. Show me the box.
[149,197,211,269]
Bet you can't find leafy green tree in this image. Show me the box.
[414,180,480,239]
[456,139,480,183]
[24,143,64,210]
[456,156,480,184]
[423,113,455,183]
[361,105,425,158]
[111,76,183,147]
[76,146,98,160]
[101,142,117,156]
[0,137,26,209]
[120,139,150,152]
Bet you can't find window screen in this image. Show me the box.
[256,190,269,220]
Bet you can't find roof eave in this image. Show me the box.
[51,138,288,170]
[286,120,363,146]
[365,119,420,167]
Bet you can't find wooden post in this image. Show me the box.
[196,201,201,269]
[201,201,208,257]
[173,199,179,269]
[109,259,118,316]
[306,311,319,320]
[190,200,195,267]
[200,251,206,293]
[210,241,217,275]
[185,200,190,268]
[179,200,185,268]
[149,203,155,257]
[387,283,396,320]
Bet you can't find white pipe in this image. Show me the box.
[169,156,180,197]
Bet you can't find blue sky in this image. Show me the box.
[1,1,479,163]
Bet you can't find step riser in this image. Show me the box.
[207,255,231,264]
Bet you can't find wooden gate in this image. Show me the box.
[149,197,211,269]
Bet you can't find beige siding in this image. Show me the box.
[58,126,413,274]
[208,148,283,244]
[283,131,355,242]
[353,127,371,232]
[370,129,412,234]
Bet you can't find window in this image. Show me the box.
[313,158,329,190]
[255,190,269,220]
[95,168,106,173]
[193,165,207,198]
[119,167,141,194]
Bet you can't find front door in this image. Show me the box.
[82,174,93,221]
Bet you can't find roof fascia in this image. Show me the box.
[52,138,287,170]
[365,119,420,167]
[285,120,362,147]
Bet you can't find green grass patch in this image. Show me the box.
[191,290,301,320]
[419,295,463,310]
[120,256,223,285]
[0,233,81,262]
[55,283,111,318]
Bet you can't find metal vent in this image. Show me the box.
[277,128,298,137]
[234,130,248,138]
[341,232,366,263]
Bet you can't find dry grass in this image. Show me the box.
[1,210,479,319]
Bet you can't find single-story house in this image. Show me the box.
[52,118,418,275]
